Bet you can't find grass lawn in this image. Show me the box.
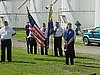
[12,29,26,40]
[75,35,83,45]
[0,47,100,75]
[13,29,84,45]
[0,29,99,75]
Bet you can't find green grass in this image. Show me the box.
[0,47,100,75]
[12,29,26,40]
[1,30,98,75]
[75,35,84,45]
[75,40,83,45]
[12,29,84,45]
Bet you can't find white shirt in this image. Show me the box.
[40,27,47,38]
[0,26,15,39]
[54,26,64,37]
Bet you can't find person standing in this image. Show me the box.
[0,21,16,62]
[40,23,48,55]
[25,22,30,54]
[25,22,37,54]
[54,22,64,57]
[63,22,75,65]
[28,35,37,54]
[25,22,30,37]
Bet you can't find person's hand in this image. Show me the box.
[55,28,57,31]
[65,42,69,46]
[46,46,49,49]
[12,33,16,36]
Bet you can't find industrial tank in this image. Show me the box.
[95,0,100,27]
[0,0,97,29]
[60,0,95,29]
[0,0,29,28]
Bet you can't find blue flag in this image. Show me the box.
[47,5,54,48]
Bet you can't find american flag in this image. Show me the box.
[27,7,46,47]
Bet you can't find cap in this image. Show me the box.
[67,22,72,25]
[42,23,46,27]
[56,22,59,24]
[56,22,59,26]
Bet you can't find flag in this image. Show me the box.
[47,5,54,47]
[26,7,46,47]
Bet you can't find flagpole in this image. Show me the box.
[46,0,58,56]
[50,4,53,56]
[51,35,53,56]
[47,4,54,56]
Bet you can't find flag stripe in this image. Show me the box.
[29,25,45,46]
[29,25,46,42]
[27,7,46,47]
[31,34,45,47]
[34,25,46,40]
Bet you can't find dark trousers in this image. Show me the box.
[1,39,12,62]
[54,36,63,56]
[65,51,74,65]
[29,37,37,54]
[26,38,30,54]
[41,39,48,55]
[65,41,75,65]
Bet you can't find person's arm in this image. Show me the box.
[54,27,57,33]
[11,28,16,36]
[12,32,16,36]
[0,28,3,35]
[63,30,67,41]
[25,25,29,30]
[61,27,64,34]
[65,30,74,46]
[66,38,74,46]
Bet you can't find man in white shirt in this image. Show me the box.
[40,23,48,55]
[54,22,64,57]
[0,21,16,62]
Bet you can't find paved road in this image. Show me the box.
[12,38,100,55]
[75,44,100,55]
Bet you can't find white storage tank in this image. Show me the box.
[0,0,29,28]
[29,0,60,28]
[61,0,95,29]
[0,0,97,29]
[1,1,13,27]
[95,0,100,27]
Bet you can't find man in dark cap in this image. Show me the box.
[25,22,30,54]
[54,22,64,57]
[63,22,75,65]
[25,21,37,54]
[40,23,48,55]
[0,21,16,62]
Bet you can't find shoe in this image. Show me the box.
[55,55,58,57]
[8,60,12,62]
[90,73,96,75]
[60,55,63,57]
[45,53,48,55]
[0,60,5,62]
